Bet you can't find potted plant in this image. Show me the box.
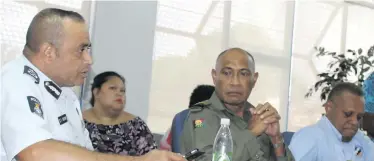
[305,45,374,101]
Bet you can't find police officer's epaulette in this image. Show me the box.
[23,65,40,84]
[189,100,211,112]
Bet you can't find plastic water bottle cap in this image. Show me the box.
[221,118,230,125]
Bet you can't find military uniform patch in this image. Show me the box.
[44,81,62,99]
[193,119,205,128]
[27,96,43,119]
[23,66,40,84]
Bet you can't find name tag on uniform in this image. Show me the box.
[58,114,68,125]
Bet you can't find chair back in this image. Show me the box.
[282,131,295,146]
[171,109,190,153]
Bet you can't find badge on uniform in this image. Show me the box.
[355,145,363,157]
[193,119,205,128]
[27,96,43,119]
[58,114,68,125]
[23,66,40,84]
[44,81,62,99]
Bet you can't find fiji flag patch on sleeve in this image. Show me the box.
[27,96,44,119]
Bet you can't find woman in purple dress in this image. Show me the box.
[83,71,156,156]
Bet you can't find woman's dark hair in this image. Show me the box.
[90,71,125,106]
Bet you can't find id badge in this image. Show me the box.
[352,145,364,161]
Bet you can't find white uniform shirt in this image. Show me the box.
[1,55,93,161]
[289,116,374,161]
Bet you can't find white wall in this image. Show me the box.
[82,1,158,121]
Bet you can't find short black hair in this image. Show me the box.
[189,84,215,107]
[327,82,364,102]
[216,47,255,71]
[26,8,85,53]
[90,71,125,106]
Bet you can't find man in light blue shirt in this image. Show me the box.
[290,82,374,161]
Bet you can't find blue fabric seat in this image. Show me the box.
[171,109,190,153]
[282,131,295,146]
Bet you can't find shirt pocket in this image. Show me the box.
[192,118,218,149]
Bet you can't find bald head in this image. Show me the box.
[25,8,85,53]
[211,48,258,107]
[216,48,255,73]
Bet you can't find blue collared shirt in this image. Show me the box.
[289,116,374,161]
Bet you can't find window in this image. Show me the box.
[229,1,292,130]
[288,1,343,131]
[148,1,224,133]
[148,0,374,133]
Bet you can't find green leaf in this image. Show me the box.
[362,67,371,73]
[358,48,363,55]
[327,52,336,56]
[351,66,358,75]
[338,54,345,58]
[363,56,369,64]
[314,79,327,89]
[368,46,374,57]
[305,88,314,98]
[317,73,329,78]
[321,87,331,101]
[320,47,325,53]
[317,51,325,56]
[353,60,358,65]
[367,61,372,66]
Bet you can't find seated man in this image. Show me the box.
[180,48,294,161]
[290,82,374,161]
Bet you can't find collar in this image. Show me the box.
[209,92,254,127]
[320,116,362,143]
[22,55,62,100]
[209,92,252,112]
[320,116,344,141]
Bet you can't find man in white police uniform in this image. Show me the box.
[289,82,374,161]
[1,8,185,161]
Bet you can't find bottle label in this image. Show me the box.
[212,152,232,161]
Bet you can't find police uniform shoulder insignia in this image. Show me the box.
[190,100,211,112]
[27,96,43,119]
[23,66,40,84]
[44,81,62,99]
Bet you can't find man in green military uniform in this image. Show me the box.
[180,48,294,161]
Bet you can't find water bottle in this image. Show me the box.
[212,118,233,161]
